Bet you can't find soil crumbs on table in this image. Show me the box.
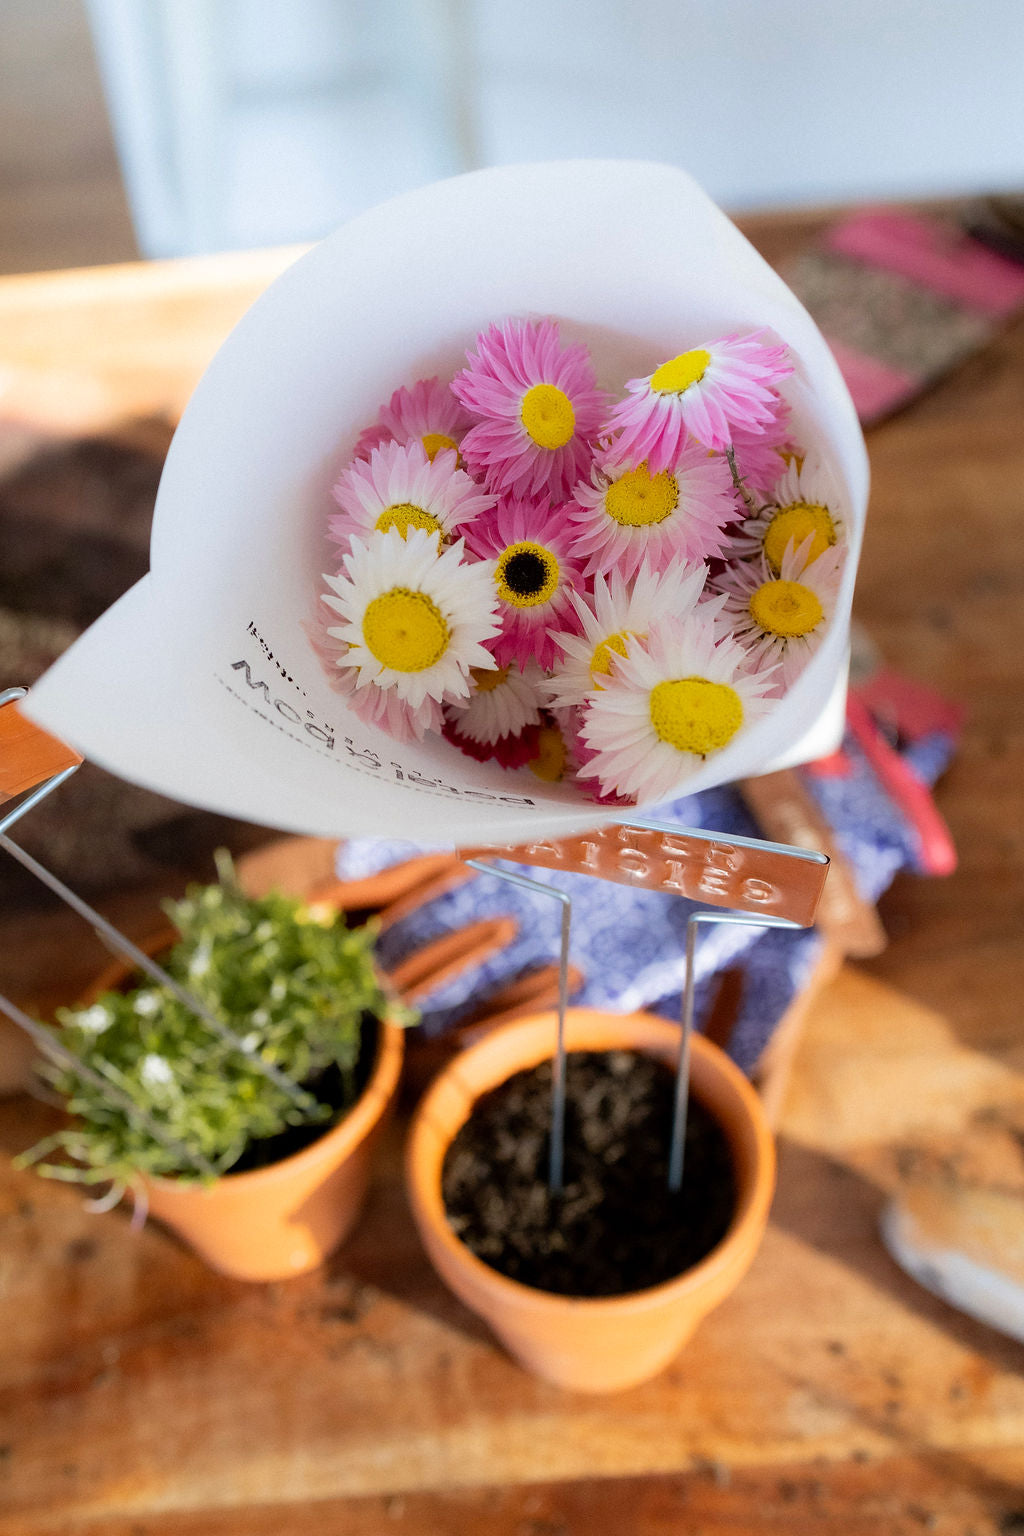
[442,1050,737,1296]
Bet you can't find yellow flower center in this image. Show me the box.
[762,502,836,574]
[471,664,508,693]
[604,461,679,527]
[529,724,568,782]
[749,579,824,638]
[520,384,576,450]
[650,348,712,395]
[590,630,632,677]
[374,502,443,539]
[362,587,450,672]
[649,677,744,756]
[495,541,560,608]
[421,432,460,463]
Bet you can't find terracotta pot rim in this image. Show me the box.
[83,927,405,1196]
[406,1007,775,1315]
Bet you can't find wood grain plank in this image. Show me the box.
[0,203,1022,1531]
[5,1453,1022,1536]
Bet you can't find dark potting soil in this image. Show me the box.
[442,1050,737,1297]
[229,1014,379,1174]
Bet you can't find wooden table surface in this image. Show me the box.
[1,210,1023,1535]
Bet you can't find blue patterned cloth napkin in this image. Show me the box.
[337,730,954,1073]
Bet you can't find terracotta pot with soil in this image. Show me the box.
[405,1008,775,1392]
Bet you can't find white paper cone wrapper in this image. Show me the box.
[25,161,868,844]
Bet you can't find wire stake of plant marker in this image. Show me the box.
[0,832,317,1112]
[464,859,572,1195]
[669,909,799,1192]
[0,688,314,1113]
[0,991,218,1179]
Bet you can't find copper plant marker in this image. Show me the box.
[0,692,81,805]
[460,814,829,928]
[739,768,886,956]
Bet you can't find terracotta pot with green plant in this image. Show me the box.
[17,854,410,1281]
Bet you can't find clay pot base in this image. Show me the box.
[442,1050,736,1297]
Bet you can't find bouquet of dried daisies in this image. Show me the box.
[312,317,847,806]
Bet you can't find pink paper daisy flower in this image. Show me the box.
[341,673,445,742]
[354,375,473,465]
[721,396,797,502]
[552,704,634,804]
[330,439,495,552]
[305,598,443,742]
[577,616,777,804]
[352,422,394,461]
[442,712,542,770]
[567,441,740,579]
[452,318,611,499]
[607,332,794,464]
[464,498,587,671]
[713,534,844,691]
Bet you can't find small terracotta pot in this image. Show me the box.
[405,1008,775,1392]
[145,1017,404,1281]
[82,931,404,1282]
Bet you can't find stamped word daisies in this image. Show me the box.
[311,317,848,805]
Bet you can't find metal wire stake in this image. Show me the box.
[0,991,217,1178]
[0,828,314,1111]
[669,909,799,1192]
[0,766,80,839]
[464,860,571,1195]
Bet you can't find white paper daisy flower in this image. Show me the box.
[321,528,501,709]
[715,535,844,690]
[577,617,776,804]
[567,442,740,579]
[544,561,713,709]
[727,456,846,574]
[330,439,495,552]
[307,595,443,740]
[140,1053,174,1088]
[444,660,545,745]
[74,1004,112,1035]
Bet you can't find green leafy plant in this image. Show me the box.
[18,853,411,1188]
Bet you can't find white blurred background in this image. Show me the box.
[3,0,1024,268]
